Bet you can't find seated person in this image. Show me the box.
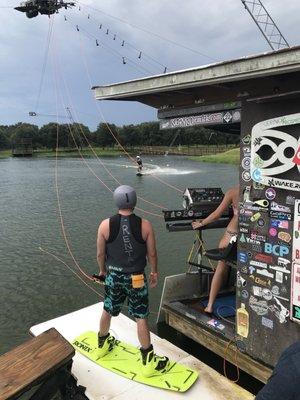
[136,155,143,173]
[255,341,300,400]
[192,185,239,314]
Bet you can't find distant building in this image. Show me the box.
[12,138,33,157]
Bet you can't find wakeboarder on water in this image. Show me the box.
[136,155,143,175]
[95,185,169,377]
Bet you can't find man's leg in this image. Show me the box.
[99,309,112,337]
[136,318,151,349]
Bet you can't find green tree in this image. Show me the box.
[94,123,118,148]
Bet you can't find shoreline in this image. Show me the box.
[0,147,240,164]
[189,148,240,165]
[0,148,123,159]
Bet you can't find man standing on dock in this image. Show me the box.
[96,185,169,377]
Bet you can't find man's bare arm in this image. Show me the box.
[143,220,158,274]
[96,219,109,275]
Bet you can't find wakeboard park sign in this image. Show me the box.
[250,113,300,191]
[160,109,241,130]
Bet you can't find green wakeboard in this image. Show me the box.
[72,331,198,392]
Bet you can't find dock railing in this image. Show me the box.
[125,144,237,156]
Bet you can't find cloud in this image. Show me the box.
[0,0,299,128]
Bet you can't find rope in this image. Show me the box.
[51,23,95,282]
[34,17,54,113]
[39,247,103,297]
[223,339,240,383]
[76,33,183,194]
[66,18,153,75]
[75,7,168,73]
[51,36,164,218]
[76,1,216,62]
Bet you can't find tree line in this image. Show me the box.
[0,121,239,150]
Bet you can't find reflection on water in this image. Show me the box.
[0,155,238,354]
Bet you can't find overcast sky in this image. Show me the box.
[0,0,299,129]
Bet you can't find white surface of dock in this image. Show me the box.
[30,302,254,400]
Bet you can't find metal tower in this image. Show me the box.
[241,0,290,50]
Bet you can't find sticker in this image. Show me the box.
[240,221,250,228]
[286,195,296,205]
[269,228,277,237]
[270,297,289,323]
[265,188,276,200]
[254,276,271,287]
[264,243,289,257]
[270,202,291,213]
[237,271,247,287]
[252,286,272,300]
[239,233,246,243]
[241,265,248,274]
[253,182,265,190]
[242,135,251,145]
[238,252,248,263]
[250,260,267,268]
[254,199,269,208]
[249,295,269,316]
[207,319,225,331]
[269,211,292,220]
[278,257,291,267]
[242,170,251,182]
[252,169,262,182]
[269,265,291,274]
[275,271,283,283]
[250,113,300,192]
[240,227,249,234]
[255,253,273,264]
[251,212,261,222]
[256,269,274,278]
[271,219,289,229]
[249,265,256,274]
[252,244,262,253]
[246,237,260,245]
[243,186,251,202]
[257,218,265,227]
[271,286,280,296]
[253,155,264,168]
[278,232,292,243]
[262,288,273,301]
[293,200,300,263]
[262,316,274,329]
[242,157,251,170]
[241,290,249,299]
[243,146,251,156]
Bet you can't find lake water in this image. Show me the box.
[0,155,238,354]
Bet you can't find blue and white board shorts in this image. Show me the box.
[104,271,149,319]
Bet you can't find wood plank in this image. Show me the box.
[0,328,74,400]
[163,306,272,384]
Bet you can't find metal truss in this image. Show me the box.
[241,0,290,50]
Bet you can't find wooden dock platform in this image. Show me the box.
[0,328,74,400]
[30,302,254,400]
